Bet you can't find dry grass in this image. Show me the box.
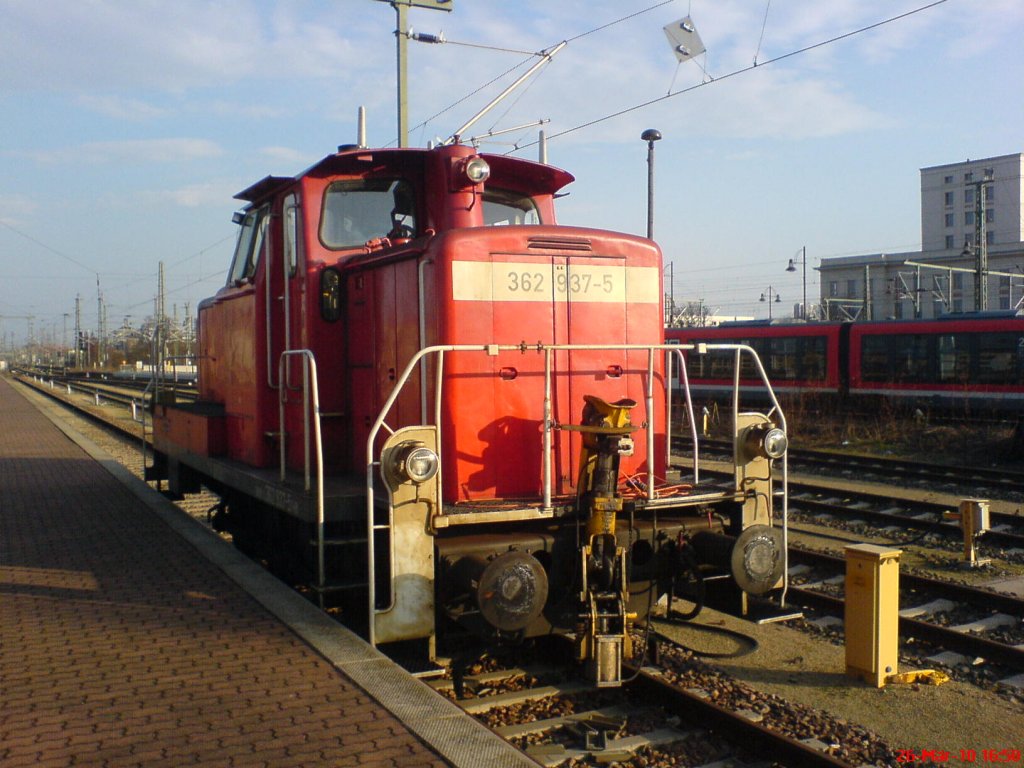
[692,393,1024,467]
[786,397,1024,467]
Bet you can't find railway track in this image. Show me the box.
[17,368,197,409]
[424,639,898,767]
[785,483,1024,554]
[681,437,1024,503]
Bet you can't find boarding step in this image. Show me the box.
[309,537,369,547]
[309,580,370,595]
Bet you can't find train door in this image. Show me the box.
[559,257,657,486]
[269,193,309,471]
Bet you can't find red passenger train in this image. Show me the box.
[668,312,1024,412]
[149,141,790,684]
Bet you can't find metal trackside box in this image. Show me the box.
[845,543,901,687]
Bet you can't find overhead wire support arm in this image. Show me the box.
[467,118,550,147]
[447,41,567,145]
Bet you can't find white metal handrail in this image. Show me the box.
[277,350,326,593]
[362,341,787,646]
[720,342,790,606]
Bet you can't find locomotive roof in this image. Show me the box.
[232,145,575,205]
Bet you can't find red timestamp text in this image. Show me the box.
[896,749,1022,763]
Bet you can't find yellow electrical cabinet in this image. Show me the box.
[844,543,901,687]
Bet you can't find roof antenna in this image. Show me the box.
[357,106,367,149]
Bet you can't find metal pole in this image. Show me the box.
[801,246,807,321]
[395,3,409,147]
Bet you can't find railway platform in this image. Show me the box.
[0,376,535,768]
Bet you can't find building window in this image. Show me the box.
[945,235,955,249]
[965,188,975,205]
[953,273,963,290]
[945,213,954,227]
[846,279,857,298]
[965,172,974,182]
[952,298,963,313]
[829,281,838,298]
[987,231,995,245]
[985,184,994,202]
[986,208,994,223]
[944,191,954,206]
[965,211,975,227]
[983,167,994,178]
[944,175,953,184]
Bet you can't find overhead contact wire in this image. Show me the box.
[513,0,949,151]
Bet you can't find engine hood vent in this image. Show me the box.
[527,235,593,252]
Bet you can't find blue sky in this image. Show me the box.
[1,0,1022,347]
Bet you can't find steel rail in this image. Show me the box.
[788,585,1024,670]
[623,664,856,768]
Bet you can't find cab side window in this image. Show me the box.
[320,178,416,249]
[228,206,270,284]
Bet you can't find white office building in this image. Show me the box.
[818,153,1024,320]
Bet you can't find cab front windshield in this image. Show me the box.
[482,188,540,226]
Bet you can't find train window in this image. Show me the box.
[284,195,299,277]
[977,333,1024,385]
[320,178,416,249]
[482,188,540,226]
[860,336,891,382]
[905,335,935,383]
[865,334,936,383]
[937,334,969,384]
[228,206,269,285]
[765,338,797,380]
[799,336,827,381]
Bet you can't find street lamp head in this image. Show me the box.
[641,128,662,143]
[759,293,766,303]
[786,259,797,273]
[961,239,973,257]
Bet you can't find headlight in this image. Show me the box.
[742,424,788,460]
[761,427,788,459]
[394,442,439,484]
[461,156,490,184]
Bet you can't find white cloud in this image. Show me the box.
[128,180,239,209]
[259,146,316,167]
[0,194,39,225]
[76,94,169,121]
[0,0,374,93]
[22,138,224,165]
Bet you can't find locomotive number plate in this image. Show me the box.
[452,261,659,304]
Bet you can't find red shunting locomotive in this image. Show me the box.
[150,140,789,685]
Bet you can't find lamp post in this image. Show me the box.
[786,246,808,320]
[641,128,662,240]
[642,128,666,323]
[760,286,780,320]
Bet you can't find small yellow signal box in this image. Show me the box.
[844,543,901,688]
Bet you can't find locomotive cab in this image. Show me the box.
[149,141,791,685]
